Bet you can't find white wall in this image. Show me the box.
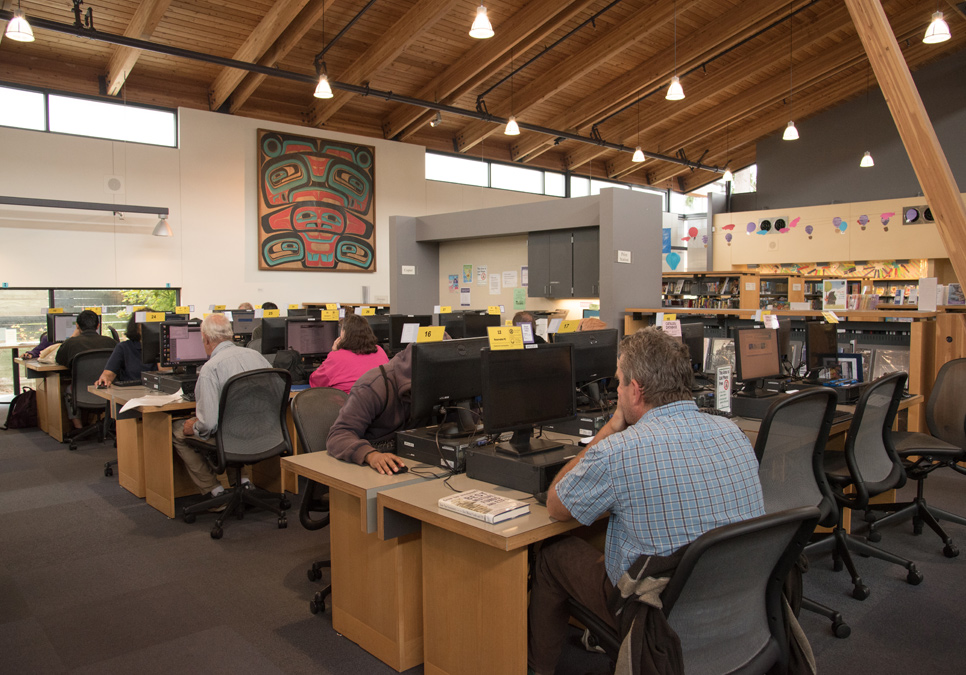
[0,107,553,310]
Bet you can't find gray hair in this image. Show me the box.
[619,327,693,407]
[202,313,234,344]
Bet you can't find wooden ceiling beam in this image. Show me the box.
[309,0,461,128]
[452,0,704,155]
[104,0,173,96]
[382,0,597,142]
[229,0,333,115]
[208,0,310,112]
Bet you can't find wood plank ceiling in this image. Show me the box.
[1,0,964,194]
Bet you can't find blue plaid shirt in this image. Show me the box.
[556,400,764,584]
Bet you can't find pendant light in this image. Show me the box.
[5,0,34,42]
[860,152,874,168]
[469,4,494,39]
[632,99,645,162]
[152,214,173,237]
[721,123,732,181]
[722,168,734,182]
[504,49,519,135]
[923,11,950,44]
[859,66,874,168]
[782,3,798,141]
[665,1,684,100]
[313,3,333,98]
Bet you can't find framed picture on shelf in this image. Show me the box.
[822,279,848,311]
[821,353,863,381]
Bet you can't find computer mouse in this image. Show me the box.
[393,465,409,474]
[96,383,108,389]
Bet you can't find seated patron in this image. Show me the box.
[171,314,272,499]
[237,302,254,311]
[309,313,388,393]
[326,344,414,475]
[577,317,607,331]
[22,332,53,359]
[512,311,546,344]
[54,310,117,368]
[250,302,277,342]
[528,328,764,675]
[95,312,159,386]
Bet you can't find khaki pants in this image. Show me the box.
[172,424,221,495]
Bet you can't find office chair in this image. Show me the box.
[246,338,262,352]
[108,325,120,341]
[64,349,115,452]
[754,388,850,638]
[181,368,293,539]
[817,372,923,599]
[866,358,966,558]
[568,506,821,674]
[291,386,348,615]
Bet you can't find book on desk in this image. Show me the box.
[438,490,530,524]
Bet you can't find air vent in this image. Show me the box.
[104,175,125,194]
[758,215,790,233]
[903,205,934,224]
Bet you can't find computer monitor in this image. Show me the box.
[364,314,392,345]
[288,308,322,319]
[160,321,209,373]
[259,317,288,354]
[410,337,489,437]
[481,343,576,456]
[776,317,792,370]
[679,322,705,373]
[734,327,782,397]
[551,329,618,405]
[389,314,432,350]
[285,318,339,358]
[140,314,192,365]
[805,321,839,381]
[47,313,82,342]
[231,310,260,337]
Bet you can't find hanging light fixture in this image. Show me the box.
[152,214,173,237]
[430,111,442,128]
[666,1,684,100]
[723,168,734,182]
[313,2,333,98]
[783,3,798,140]
[632,99,645,162]
[860,151,875,168]
[859,65,874,168]
[5,0,35,42]
[721,123,732,181]
[632,147,645,163]
[469,4,494,39]
[923,11,950,44]
[504,49,519,135]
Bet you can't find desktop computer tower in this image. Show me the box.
[465,445,578,494]
[395,427,486,472]
[542,411,610,439]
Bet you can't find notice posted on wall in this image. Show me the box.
[489,274,501,295]
[715,366,732,413]
[460,287,471,307]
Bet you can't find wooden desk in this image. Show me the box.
[281,451,434,672]
[2,343,37,394]
[378,474,585,675]
[15,358,68,441]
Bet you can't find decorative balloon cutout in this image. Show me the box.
[805,225,813,239]
[688,226,698,239]
[681,236,691,242]
[702,235,708,247]
[881,212,894,232]
[665,251,681,270]
[790,217,800,228]
[831,216,848,233]
[725,233,733,246]
[722,223,736,231]
[858,214,869,231]
[746,222,756,235]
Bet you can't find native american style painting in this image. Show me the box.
[257,130,375,272]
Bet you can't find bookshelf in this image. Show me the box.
[758,273,805,310]
[661,272,754,310]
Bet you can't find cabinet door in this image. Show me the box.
[528,230,573,298]
[572,227,599,297]
[528,232,550,298]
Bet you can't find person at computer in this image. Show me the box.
[250,302,278,342]
[22,332,53,359]
[512,311,546,344]
[309,313,389,393]
[172,313,272,500]
[326,343,414,475]
[53,310,119,432]
[94,311,160,387]
[237,302,254,311]
[527,327,764,675]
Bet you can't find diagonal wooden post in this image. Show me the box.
[845,0,966,286]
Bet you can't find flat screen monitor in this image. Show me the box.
[551,329,618,405]
[805,321,839,379]
[410,337,488,436]
[140,315,190,365]
[285,318,339,358]
[288,308,322,319]
[482,343,576,456]
[734,327,782,397]
[230,310,260,336]
[777,317,792,368]
[47,313,85,342]
[259,317,288,354]
[389,314,432,350]
[365,314,391,345]
[679,322,705,372]
[160,321,209,373]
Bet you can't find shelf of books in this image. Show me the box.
[758,273,805,310]
[661,272,756,310]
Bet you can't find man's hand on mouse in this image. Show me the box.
[364,450,407,475]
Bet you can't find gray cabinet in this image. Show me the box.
[528,227,599,298]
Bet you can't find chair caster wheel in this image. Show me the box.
[307,568,322,582]
[211,526,223,540]
[852,584,870,601]
[943,544,959,558]
[832,620,851,639]
[69,443,78,451]
[104,466,113,477]
[280,498,291,510]
[912,517,923,535]
[866,529,881,543]
[183,512,197,524]
[832,558,844,572]
[278,517,287,529]
[309,591,326,614]
[906,567,923,585]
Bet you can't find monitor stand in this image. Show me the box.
[735,379,778,399]
[495,428,564,457]
[437,402,483,438]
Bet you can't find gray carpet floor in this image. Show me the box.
[1,419,965,674]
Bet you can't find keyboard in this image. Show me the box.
[112,379,142,388]
[182,392,196,402]
[700,407,735,419]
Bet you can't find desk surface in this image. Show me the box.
[14,358,66,372]
[88,384,196,413]
[1,343,38,351]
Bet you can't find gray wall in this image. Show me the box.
[741,50,966,211]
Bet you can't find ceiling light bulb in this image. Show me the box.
[153,215,173,237]
[860,151,874,168]
[5,10,35,42]
[665,76,685,101]
[632,146,645,163]
[469,5,494,39]
[722,168,734,182]
[782,120,799,141]
[504,116,520,136]
[430,111,442,128]
[314,73,334,99]
[923,11,950,44]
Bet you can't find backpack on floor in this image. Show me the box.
[2,387,38,430]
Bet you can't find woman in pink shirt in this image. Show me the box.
[309,313,389,393]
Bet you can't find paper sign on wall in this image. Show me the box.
[460,288,471,307]
[487,326,524,350]
[416,326,445,343]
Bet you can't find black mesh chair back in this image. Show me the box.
[213,368,292,472]
[843,372,907,504]
[291,387,348,453]
[247,338,262,353]
[755,388,839,520]
[662,506,821,675]
[70,349,115,413]
[925,358,966,448]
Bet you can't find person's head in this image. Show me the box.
[261,301,278,310]
[125,307,157,341]
[338,313,379,355]
[512,311,534,326]
[616,327,693,424]
[201,313,234,355]
[578,317,607,332]
[76,310,99,332]
[238,302,253,311]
